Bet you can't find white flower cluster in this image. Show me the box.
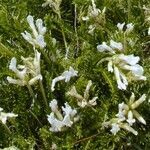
[97,36,146,90]
[117,22,134,33]
[103,93,146,135]
[0,107,18,124]
[47,99,78,132]
[51,66,78,91]
[67,80,98,108]
[107,54,146,90]
[7,50,42,86]
[21,15,46,49]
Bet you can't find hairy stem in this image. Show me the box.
[74,4,79,58]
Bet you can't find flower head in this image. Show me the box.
[67,80,98,108]
[21,15,46,49]
[0,108,18,124]
[98,53,146,90]
[7,50,42,86]
[51,67,78,91]
[47,99,78,132]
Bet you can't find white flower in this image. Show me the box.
[102,54,146,90]
[110,123,120,135]
[89,0,101,17]
[114,66,128,90]
[7,50,42,86]
[97,42,114,54]
[126,23,134,33]
[47,100,78,132]
[127,111,136,126]
[67,80,98,108]
[0,109,18,124]
[62,102,77,117]
[110,40,123,51]
[97,40,123,54]
[88,25,96,34]
[47,112,64,132]
[49,99,58,112]
[117,22,134,33]
[117,93,146,125]
[51,67,78,91]
[117,22,125,31]
[82,16,90,21]
[116,102,126,120]
[21,15,46,49]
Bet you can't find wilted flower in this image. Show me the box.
[47,99,78,132]
[67,80,98,108]
[21,15,46,49]
[51,67,78,91]
[7,50,42,86]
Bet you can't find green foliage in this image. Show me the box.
[0,0,150,149]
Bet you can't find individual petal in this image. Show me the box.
[21,31,34,45]
[47,113,64,132]
[132,110,146,125]
[36,19,46,35]
[62,67,78,82]
[62,115,73,127]
[126,23,134,33]
[67,86,83,100]
[51,76,65,91]
[108,60,113,72]
[121,123,138,135]
[88,97,98,106]
[82,16,90,21]
[119,54,140,65]
[110,123,120,135]
[27,15,38,37]
[7,76,26,86]
[84,80,92,99]
[110,40,123,51]
[62,102,77,117]
[117,22,125,31]
[77,99,88,108]
[9,57,17,72]
[114,66,127,90]
[49,99,58,112]
[127,111,136,126]
[131,94,146,109]
[33,50,41,74]
[36,35,46,48]
[28,74,42,85]
[97,42,114,53]
[129,92,135,105]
